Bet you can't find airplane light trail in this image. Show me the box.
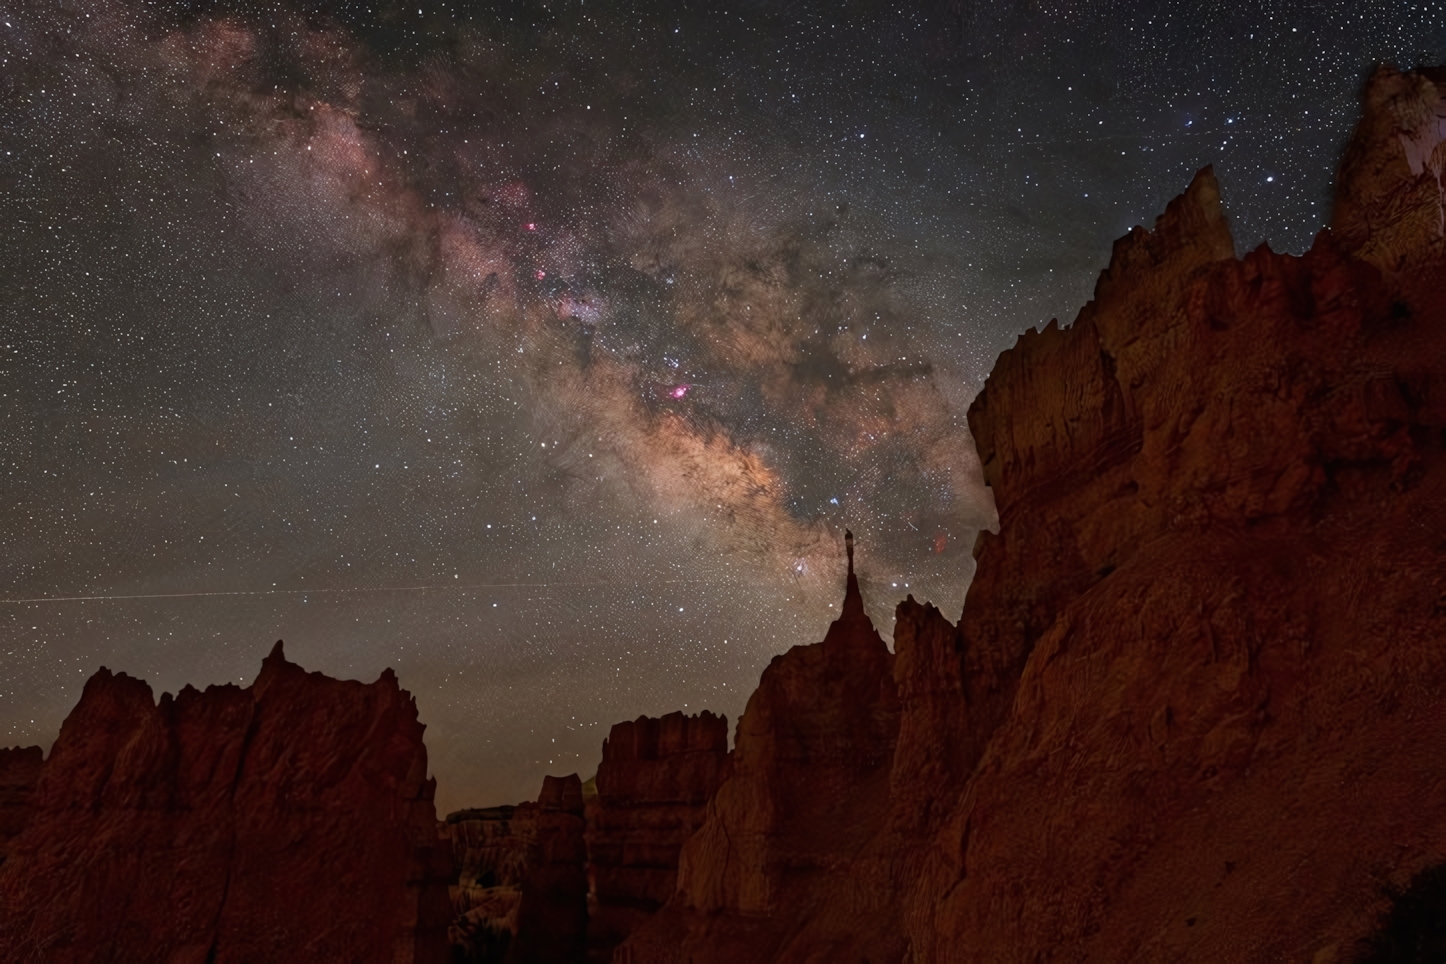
[0,580,713,605]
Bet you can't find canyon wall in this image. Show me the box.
[585,711,728,961]
[904,64,1446,963]
[0,641,453,964]
[620,63,1446,963]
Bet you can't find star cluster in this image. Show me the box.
[1,0,1442,807]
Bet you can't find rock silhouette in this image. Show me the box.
[621,532,904,961]
[509,773,589,963]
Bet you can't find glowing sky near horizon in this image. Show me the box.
[1,0,1442,808]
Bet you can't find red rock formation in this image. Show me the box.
[0,641,453,964]
[509,773,589,964]
[0,746,42,868]
[624,64,1446,963]
[585,711,728,961]
[444,803,537,963]
[1332,64,1445,289]
[621,531,902,962]
[902,66,1446,963]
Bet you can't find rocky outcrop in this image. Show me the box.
[0,746,42,868]
[621,532,902,961]
[585,711,728,961]
[510,773,589,963]
[622,64,1446,962]
[0,641,453,964]
[1332,64,1445,286]
[901,66,1446,963]
[444,804,536,963]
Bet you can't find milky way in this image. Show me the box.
[2,0,1443,807]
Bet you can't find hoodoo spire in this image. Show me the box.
[841,529,865,621]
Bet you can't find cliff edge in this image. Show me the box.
[624,63,1446,964]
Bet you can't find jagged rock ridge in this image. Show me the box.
[0,642,453,964]
[619,63,1446,963]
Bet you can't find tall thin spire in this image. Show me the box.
[841,530,864,620]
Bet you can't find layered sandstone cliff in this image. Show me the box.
[585,711,728,961]
[0,642,453,963]
[622,63,1446,963]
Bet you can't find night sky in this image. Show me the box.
[2,0,1443,809]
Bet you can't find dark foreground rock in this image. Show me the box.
[509,773,588,963]
[585,711,728,962]
[0,746,41,869]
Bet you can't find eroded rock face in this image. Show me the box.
[444,804,536,963]
[0,746,42,868]
[621,534,902,962]
[1332,64,1446,285]
[0,642,453,964]
[625,64,1446,963]
[902,66,1446,962]
[585,711,728,961]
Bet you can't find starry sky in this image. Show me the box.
[2,0,1443,809]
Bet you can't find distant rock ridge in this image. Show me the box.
[615,62,1446,963]
[443,803,535,963]
[442,711,729,964]
[0,641,453,964]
